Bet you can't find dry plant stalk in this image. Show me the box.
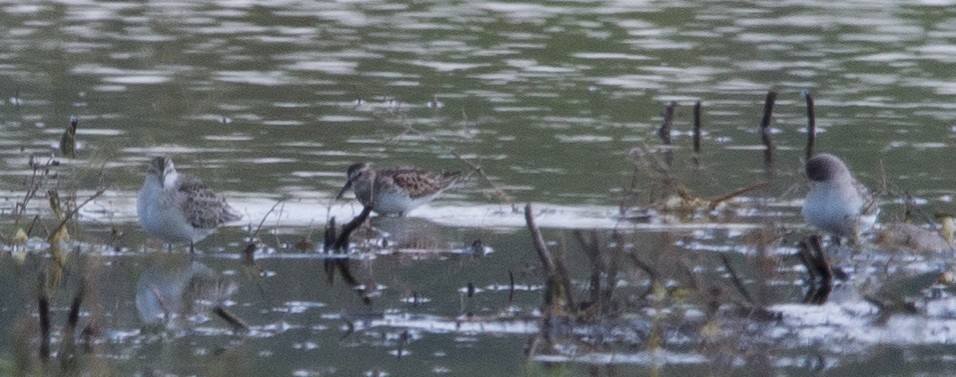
[803,90,816,161]
[759,90,777,168]
[657,101,676,146]
[693,101,703,155]
[322,207,374,306]
[60,115,78,158]
[524,203,575,314]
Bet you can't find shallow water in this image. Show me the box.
[1,0,956,375]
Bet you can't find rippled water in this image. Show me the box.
[2,0,956,375]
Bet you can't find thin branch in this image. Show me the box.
[693,101,702,154]
[803,90,816,161]
[707,181,771,211]
[719,253,755,306]
[759,90,777,168]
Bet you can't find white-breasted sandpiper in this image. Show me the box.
[802,153,879,243]
[137,156,241,251]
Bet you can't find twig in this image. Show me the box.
[657,101,676,146]
[322,208,374,306]
[719,253,755,306]
[448,149,517,212]
[658,102,677,167]
[252,198,286,241]
[213,306,249,332]
[693,101,702,155]
[759,90,777,167]
[47,187,107,244]
[38,273,50,363]
[798,235,832,304]
[526,203,557,276]
[803,90,816,161]
[60,116,78,159]
[707,181,771,211]
[332,206,373,252]
[524,203,575,312]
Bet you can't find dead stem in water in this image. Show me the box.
[802,90,816,161]
[759,90,777,172]
[322,207,374,306]
[524,203,575,315]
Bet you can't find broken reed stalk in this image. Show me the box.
[693,101,702,154]
[802,235,832,283]
[803,90,816,160]
[759,90,777,166]
[797,235,832,304]
[658,101,677,167]
[524,203,575,313]
[59,116,78,159]
[657,101,676,146]
[38,274,50,363]
[322,208,374,306]
[334,206,373,251]
[213,306,249,332]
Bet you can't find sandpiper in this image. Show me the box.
[137,156,241,251]
[802,153,879,243]
[335,162,463,216]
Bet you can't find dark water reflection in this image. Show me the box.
[1,0,956,375]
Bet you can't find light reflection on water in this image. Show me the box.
[1,0,956,375]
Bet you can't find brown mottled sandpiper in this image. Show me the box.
[335,162,463,216]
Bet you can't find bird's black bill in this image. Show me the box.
[335,180,353,200]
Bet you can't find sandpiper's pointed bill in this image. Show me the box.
[336,162,463,216]
[802,153,878,243]
[137,156,241,250]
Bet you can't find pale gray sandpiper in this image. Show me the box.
[802,153,879,243]
[137,156,241,251]
[335,162,464,216]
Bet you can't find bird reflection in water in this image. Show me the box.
[135,256,244,331]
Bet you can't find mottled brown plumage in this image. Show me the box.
[336,162,463,216]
